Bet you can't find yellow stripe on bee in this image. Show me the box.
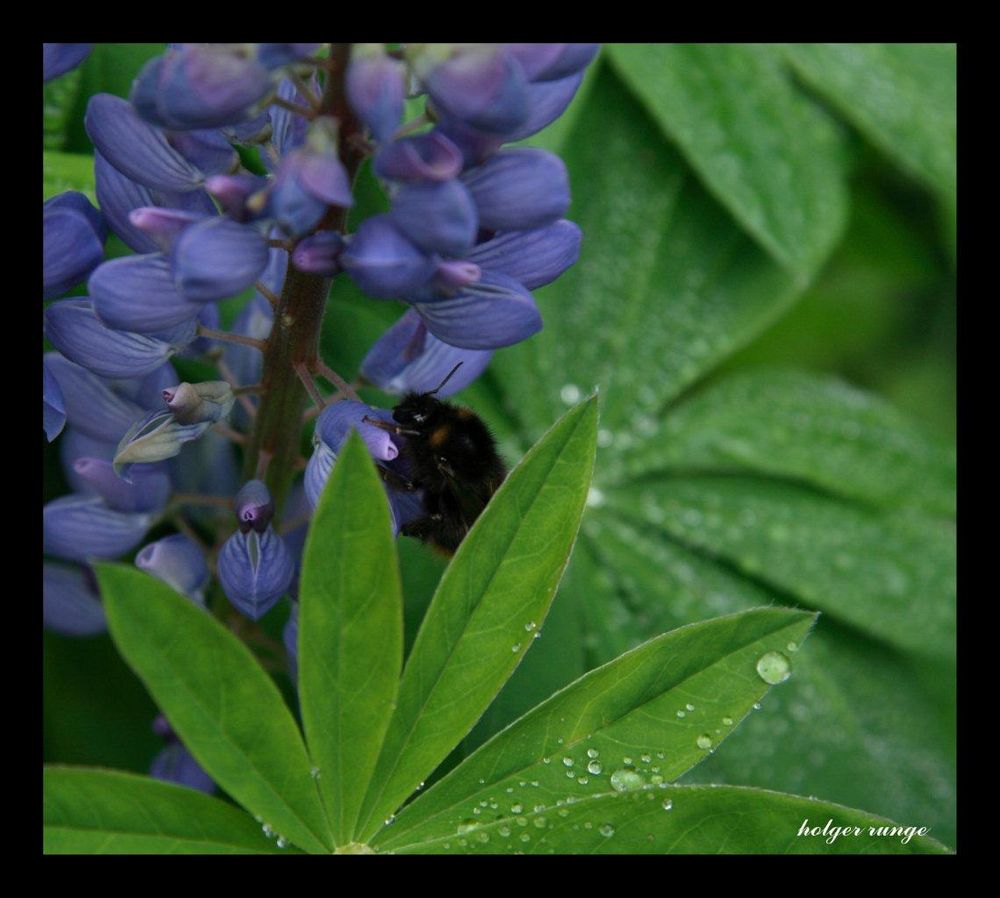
[429,425,451,448]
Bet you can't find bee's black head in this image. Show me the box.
[392,362,464,427]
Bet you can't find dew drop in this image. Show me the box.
[676,710,686,718]
[520,833,531,843]
[696,734,712,750]
[277,836,288,848]
[511,803,523,815]
[512,643,521,653]
[384,814,396,826]
[310,766,320,779]
[650,774,664,785]
[640,754,652,764]
[610,769,645,792]
[498,825,511,837]
[477,831,490,843]
[622,756,633,766]
[533,816,547,828]
[562,757,574,767]
[542,757,551,765]
[787,641,799,653]
[685,703,694,711]
[722,716,733,726]
[662,798,673,811]
[756,651,792,685]
[577,776,589,785]
[587,748,599,759]
[558,808,570,818]
[599,823,615,838]
[587,760,603,775]
[457,819,480,835]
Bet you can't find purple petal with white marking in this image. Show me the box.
[44,494,154,563]
[86,93,204,192]
[45,299,190,378]
[170,217,270,302]
[315,401,399,462]
[217,527,294,620]
[128,207,207,251]
[469,219,581,289]
[89,254,203,333]
[43,563,106,636]
[415,271,541,350]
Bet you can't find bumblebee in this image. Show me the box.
[364,363,506,555]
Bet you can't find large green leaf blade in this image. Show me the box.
[96,565,332,854]
[608,43,849,278]
[298,431,403,844]
[44,767,287,854]
[784,43,956,208]
[604,476,955,659]
[618,368,956,517]
[356,397,598,840]
[492,61,805,443]
[375,607,816,851]
[393,785,949,854]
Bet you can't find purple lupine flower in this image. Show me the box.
[461,147,570,231]
[43,192,107,299]
[89,254,203,333]
[291,230,345,275]
[136,535,210,604]
[340,215,437,299]
[169,217,270,302]
[346,44,407,142]
[43,563,106,636]
[43,43,93,82]
[44,494,155,563]
[373,130,464,183]
[217,480,294,619]
[389,179,478,256]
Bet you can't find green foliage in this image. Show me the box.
[44,43,956,853]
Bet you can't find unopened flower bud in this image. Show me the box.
[163,381,234,425]
[233,479,275,534]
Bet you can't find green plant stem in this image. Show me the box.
[242,42,365,514]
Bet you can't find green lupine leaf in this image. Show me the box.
[392,785,949,854]
[607,43,849,278]
[493,60,807,445]
[96,565,333,854]
[44,767,289,854]
[375,607,816,851]
[355,397,598,840]
[783,44,956,208]
[603,476,955,659]
[298,432,403,844]
[617,369,956,517]
[578,514,956,847]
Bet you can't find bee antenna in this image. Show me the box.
[427,362,463,396]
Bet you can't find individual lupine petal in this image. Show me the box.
[43,563,106,636]
[283,603,298,680]
[434,259,482,291]
[291,231,344,275]
[374,130,463,183]
[43,357,66,442]
[468,219,582,289]
[435,114,504,167]
[389,179,478,256]
[233,479,275,534]
[135,44,274,131]
[150,742,215,794]
[386,484,426,536]
[43,200,106,299]
[415,44,530,134]
[265,157,334,238]
[257,43,322,68]
[44,494,153,563]
[61,429,116,493]
[268,77,312,161]
[340,215,436,299]
[462,147,570,231]
[72,458,171,513]
[94,151,216,253]
[204,173,269,222]
[346,44,406,142]
[507,43,599,81]
[47,190,109,241]
[502,71,586,142]
[163,381,234,425]
[170,217,270,302]
[217,526,294,620]
[45,299,191,379]
[89,254,203,333]
[112,407,213,476]
[128,207,208,251]
[43,43,93,82]
[166,128,239,176]
[415,271,542,350]
[304,440,336,509]
[360,307,492,396]
[135,534,209,604]
[315,401,399,463]
[85,93,204,192]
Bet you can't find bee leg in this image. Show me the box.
[362,415,421,437]
[400,514,443,539]
[377,466,418,492]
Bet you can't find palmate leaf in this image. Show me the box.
[44,767,289,854]
[354,397,598,841]
[298,432,403,845]
[391,786,949,854]
[375,607,817,852]
[96,565,333,854]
